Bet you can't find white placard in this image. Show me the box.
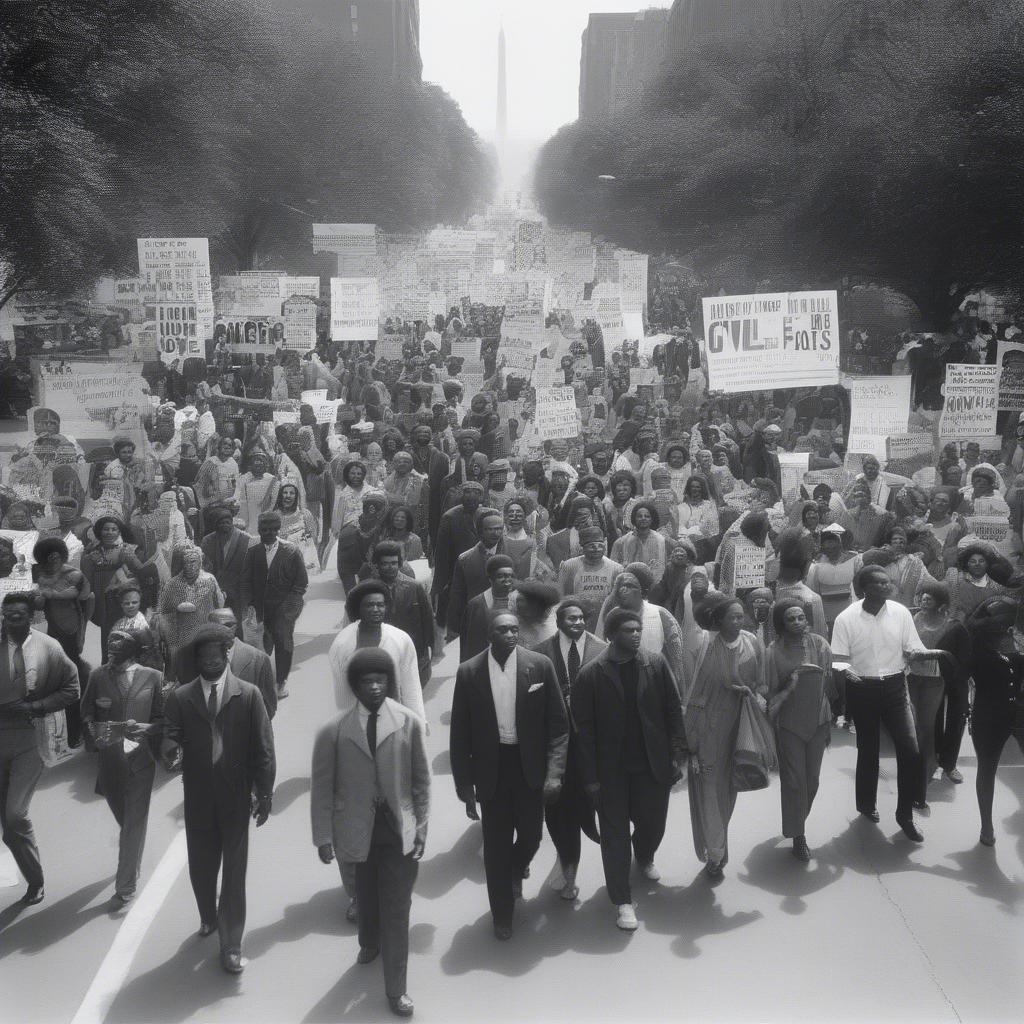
[940,364,999,440]
[283,297,318,351]
[847,375,912,459]
[733,538,767,590]
[330,278,380,341]
[535,386,580,440]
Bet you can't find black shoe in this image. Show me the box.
[198,921,216,938]
[493,924,513,940]
[912,800,930,816]
[357,947,380,964]
[220,951,246,974]
[388,995,415,1017]
[21,885,44,906]
[792,836,811,862]
[704,860,724,882]
[858,808,880,823]
[896,816,924,843]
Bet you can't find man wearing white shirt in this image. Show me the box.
[831,565,951,841]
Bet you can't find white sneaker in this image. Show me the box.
[640,861,661,882]
[616,903,638,931]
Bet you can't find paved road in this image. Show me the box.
[1,571,1022,1023]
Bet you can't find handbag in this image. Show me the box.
[731,693,778,792]
[34,709,73,767]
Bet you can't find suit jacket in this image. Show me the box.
[450,647,568,804]
[178,640,278,720]
[238,540,308,621]
[431,506,478,606]
[385,576,434,661]
[447,541,504,635]
[201,528,254,609]
[80,664,164,772]
[311,698,430,862]
[532,632,606,708]
[163,670,276,830]
[572,648,688,789]
[461,592,501,664]
[0,629,79,717]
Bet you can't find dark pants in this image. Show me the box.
[99,758,156,898]
[185,810,250,955]
[544,742,598,871]
[0,730,44,888]
[262,610,296,687]
[936,675,970,773]
[597,768,670,906]
[908,675,944,803]
[845,675,920,820]
[48,626,85,748]
[354,813,418,998]
[479,744,543,928]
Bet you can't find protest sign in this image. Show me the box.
[733,539,767,590]
[149,302,203,365]
[34,361,149,443]
[846,375,912,459]
[940,364,999,441]
[308,398,344,425]
[451,338,482,362]
[701,291,840,393]
[534,358,562,388]
[375,336,405,362]
[282,297,317,351]
[778,452,810,504]
[272,410,300,426]
[965,515,1010,544]
[996,340,1024,411]
[461,372,485,400]
[535,386,580,440]
[313,224,377,275]
[214,316,287,356]
[279,276,320,301]
[217,274,284,317]
[803,467,849,492]
[109,277,157,319]
[137,238,214,338]
[886,433,935,478]
[301,390,328,405]
[617,251,648,315]
[330,278,380,341]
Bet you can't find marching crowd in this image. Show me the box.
[1,303,1024,1018]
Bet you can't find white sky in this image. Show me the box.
[420,0,667,144]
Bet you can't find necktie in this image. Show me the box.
[567,641,581,689]
[367,710,378,756]
[12,643,26,691]
[207,682,218,721]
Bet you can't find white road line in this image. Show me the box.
[70,830,188,1024]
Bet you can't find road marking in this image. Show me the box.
[70,830,188,1024]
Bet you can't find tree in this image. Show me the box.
[535,0,1024,329]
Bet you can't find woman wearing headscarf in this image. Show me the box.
[765,598,838,861]
[595,563,687,696]
[648,467,681,539]
[684,595,767,879]
[741,587,775,646]
[157,544,224,681]
[545,461,578,531]
[82,516,146,662]
[610,500,676,583]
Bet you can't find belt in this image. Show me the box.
[855,672,905,683]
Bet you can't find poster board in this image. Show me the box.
[33,361,150,443]
[534,386,580,440]
[733,539,767,590]
[282,297,318,351]
[996,340,1024,412]
[846,375,912,459]
[940,363,999,441]
[330,278,380,341]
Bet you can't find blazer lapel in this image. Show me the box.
[474,655,500,735]
[375,700,400,748]
[341,705,373,759]
[515,653,532,732]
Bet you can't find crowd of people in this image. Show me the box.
[1,298,1023,1018]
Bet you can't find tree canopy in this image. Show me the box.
[0,0,494,305]
[534,0,1024,328]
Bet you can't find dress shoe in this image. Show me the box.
[859,808,880,823]
[944,768,964,784]
[21,885,44,906]
[704,860,724,882]
[346,897,358,923]
[639,861,661,882]
[357,947,380,964]
[220,951,246,974]
[388,994,415,1018]
[198,921,217,938]
[276,685,290,700]
[792,836,811,862]
[615,903,638,930]
[979,831,996,847]
[493,923,513,940]
[896,816,924,843]
[912,800,930,816]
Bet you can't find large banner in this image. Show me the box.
[312,224,377,257]
[701,291,840,392]
[996,340,1024,411]
[846,375,912,459]
[214,316,287,355]
[330,278,380,341]
[216,274,285,317]
[940,363,999,441]
[33,360,149,443]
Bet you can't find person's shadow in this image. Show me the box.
[415,826,486,899]
[738,836,845,915]
[0,876,114,954]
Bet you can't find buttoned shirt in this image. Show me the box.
[488,648,518,745]
[831,600,926,678]
[5,633,36,695]
[357,702,385,804]
[200,667,228,717]
[558,633,585,673]
[263,540,280,570]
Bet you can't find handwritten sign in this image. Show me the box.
[940,364,999,440]
[733,538,767,590]
[847,375,912,459]
[331,278,379,341]
[964,515,1010,544]
[535,386,580,440]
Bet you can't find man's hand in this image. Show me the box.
[543,779,562,806]
[253,794,272,827]
[908,649,951,664]
[844,668,862,685]
[768,695,786,719]
[318,843,335,864]
[464,799,479,822]
[412,831,427,861]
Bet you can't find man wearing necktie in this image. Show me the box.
[312,648,429,1018]
[163,625,276,974]
[0,592,79,906]
[532,599,607,901]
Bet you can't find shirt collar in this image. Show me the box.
[488,647,517,676]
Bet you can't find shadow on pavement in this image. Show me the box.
[431,749,451,777]
[301,960,394,1023]
[0,875,114,953]
[242,886,352,960]
[738,836,844,914]
[294,632,337,668]
[272,776,312,815]
[415,826,485,899]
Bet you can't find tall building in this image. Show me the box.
[578,8,671,121]
[286,1,422,80]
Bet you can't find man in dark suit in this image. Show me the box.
[370,542,434,684]
[238,510,308,693]
[409,423,449,554]
[532,599,606,901]
[450,611,568,939]
[461,555,516,664]
[176,609,278,715]
[201,506,253,619]
[0,592,79,905]
[445,510,505,642]
[572,607,687,931]
[431,482,482,627]
[162,625,276,974]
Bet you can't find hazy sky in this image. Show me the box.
[420,0,666,145]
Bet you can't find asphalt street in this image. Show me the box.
[1,570,1021,1024]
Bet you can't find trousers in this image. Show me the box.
[354,813,418,998]
[936,675,969,773]
[99,756,156,898]
[479,744,543,928]
[907,675,944,803]
[543,742,598,872]
[185,809,250,954]
[0,729,44,888]
[597,767,670,906]
[845,675,920,819]
[776,724,829,839]
[262,612,295,687]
